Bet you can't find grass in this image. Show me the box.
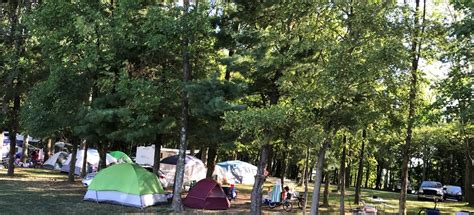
[0,168,472,214]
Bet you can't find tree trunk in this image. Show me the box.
[80,141,88,178]
[400,0,425,213]
[21,134,29,163]
[339,139,346,215]
[375,160,383,190]
[189,144,195,156]
[464,125,473,205]
[44,138,52,162]
[303,145,310,215]
[98,142,108,170]
[280,151,286,188]
[354,129,366,205]
[0,132,3,165]
[153,136,162,175]
[422,147,427,182]
[280,139,288,188]
[250,144,270,215]
[384,169,390,190]
[345,150,352,188]
[322,171,330,207]
[309,160,315,182]
[206,147,217,178]
[7,128,17,176]
[267,146,273,174]
[200,146,207,165]
[365,161,370,188]
[68,139,78,182]
[171,0,191,211]
[310,136,331,215]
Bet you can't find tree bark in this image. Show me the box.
[250,144,270,215]
[310,136,331,215]
[267,146,273,174]
[153,136,162,175]
[339,138,346,215]
[200,146,207,165]
[44,138,52,162]
[354,129,366,205]
[98,142,108,170]
[375,160,383,190]
[21,134,29,163]
[189,144,195,156]
[80,141,88,178]
[206,147,217,178]
[68,139,78,182]
[7,128,17,176]
[345,149,352,188]
[463,121,473,205]
[0,132,3,165]
[400,0,425,213]
[280,132,290,188]
[322,171,330,207]
[384,169,390,190]
[280,151,286,187]
[303,145,310,215]
[171,0,191,212]
[365,161,370,188]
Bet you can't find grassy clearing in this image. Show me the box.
[0,168,472,214]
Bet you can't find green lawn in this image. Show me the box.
[0,168,472,214]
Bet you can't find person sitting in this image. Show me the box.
[282,186,291,201]
[31,150,40,167]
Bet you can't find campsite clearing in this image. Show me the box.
[0,168,472,214]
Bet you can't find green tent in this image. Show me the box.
[83,163,167,207]
[109,151,133,163]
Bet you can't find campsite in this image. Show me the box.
[0,1,473,215]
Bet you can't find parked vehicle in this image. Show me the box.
[418,181,444,201]
[443,185,463,201]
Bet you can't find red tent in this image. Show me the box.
[183,178,231,210]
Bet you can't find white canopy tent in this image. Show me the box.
[61,149,117,175]
[159,155,206,187]
[43,151,68,170]
[213,160,258,184]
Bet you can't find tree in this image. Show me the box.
[225,105,288,215]
[399,0,427,213]
[433,0,473,205]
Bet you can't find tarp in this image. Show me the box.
[213,160,258,184]
[61,149,117,175]
[109,151,133,163]
[183,178,230,210]
[83,163,167,207]
[43,152,68,170]
[160,155,206,186]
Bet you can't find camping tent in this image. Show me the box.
[84,163,167,207]
[183,178,230,210]
[43,152,68,170]
[213,160,258,184]
[160,155,206,186]
[61,149,117,175]
[109,151,133,163]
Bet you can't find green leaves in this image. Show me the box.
[224,105,288,144]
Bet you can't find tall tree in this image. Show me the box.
[435,0,473,205]
[399,0,426,213]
